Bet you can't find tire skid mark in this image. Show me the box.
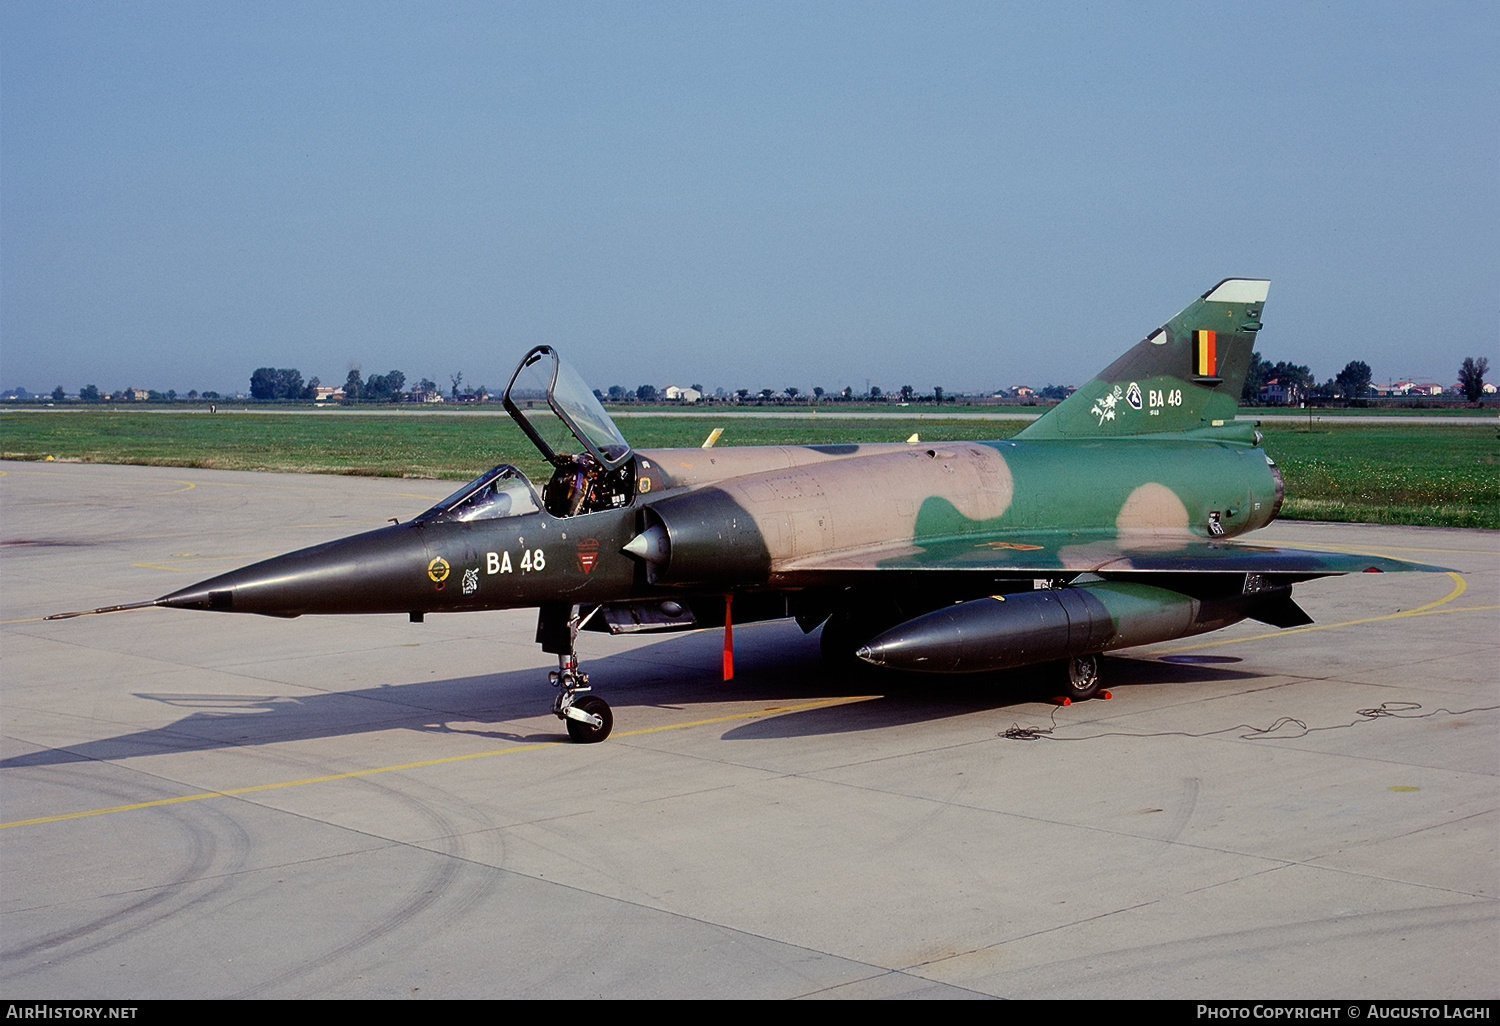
[1157,776,1199,848]
[1,769,251,972]
[229,756,501,998]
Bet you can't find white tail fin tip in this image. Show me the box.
[1203,279,1270,303]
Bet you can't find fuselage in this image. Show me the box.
[157,436,1283,619]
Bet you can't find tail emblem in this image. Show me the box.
[1091,385,1124,425]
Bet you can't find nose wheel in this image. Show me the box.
[550,653,613,743]
[561,694,613,743]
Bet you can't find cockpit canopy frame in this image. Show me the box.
[414,464,541,525]
[502,346,633,471]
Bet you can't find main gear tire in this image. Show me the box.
[1058,654,1101,702]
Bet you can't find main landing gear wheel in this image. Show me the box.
[1058,653,1101,702]
[564,695,613,743]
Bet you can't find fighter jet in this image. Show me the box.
[51,280,1447,742]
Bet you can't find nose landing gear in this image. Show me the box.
[541,603,613,743]
[551,653,612,743]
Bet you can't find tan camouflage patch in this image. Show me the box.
[1117,482,1191,533]
[947,447,1014,523]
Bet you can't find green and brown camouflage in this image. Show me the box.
[52,279,1451,739]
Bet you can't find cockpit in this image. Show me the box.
[415,464,541,525]
[502,346,638,518]
[417,347,638,526]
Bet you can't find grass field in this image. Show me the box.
[3,411,1496,529]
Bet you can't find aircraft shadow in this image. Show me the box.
[0,624,1260,769]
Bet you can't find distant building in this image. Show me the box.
[1387,381,1446,396]
[664,386,702,403]
[1260,378,1289,404]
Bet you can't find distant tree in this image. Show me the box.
[899,385,914,403]
[1335,360,1372,399]
[166,390,177,402]
[841,386,853,399]
[785,387,799,401]
[813,386,825,402]
[52,386,65,402]
[418,378,439,395]
[1040,384,1071,401]
[870,385,882,399]
[344,369,363,402]
[758,388,775,401]
[363,370,406,402]
[1459,357,1490,403]
[607,385,627,401]
[299,376,321,400]
[735,389,750,401]
[450,372,463,399]
[637,384,659,402]
[187,389,199,401]
[250,367,303,400]
[202,391,221,400]
[933,386,944,404]
[250,367,277,400]
[690,383,704,392]
[1241,350,1267,405]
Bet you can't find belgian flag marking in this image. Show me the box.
[1195,330,1217,378]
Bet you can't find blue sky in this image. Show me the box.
[3,1,1496,397]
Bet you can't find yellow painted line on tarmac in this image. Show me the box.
[0,695,878,831]
[1152,573,1494,654]
[1259,538,1492,559]
[608,695,878,738]
[132,563,189,573]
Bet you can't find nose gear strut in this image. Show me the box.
[539,603,613,743]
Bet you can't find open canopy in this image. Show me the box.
[502,346,632,470]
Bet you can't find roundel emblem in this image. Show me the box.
[427,557,450,583]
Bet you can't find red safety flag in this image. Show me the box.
[723,594,734,681]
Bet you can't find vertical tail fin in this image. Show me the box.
[1017,279,1269,439]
